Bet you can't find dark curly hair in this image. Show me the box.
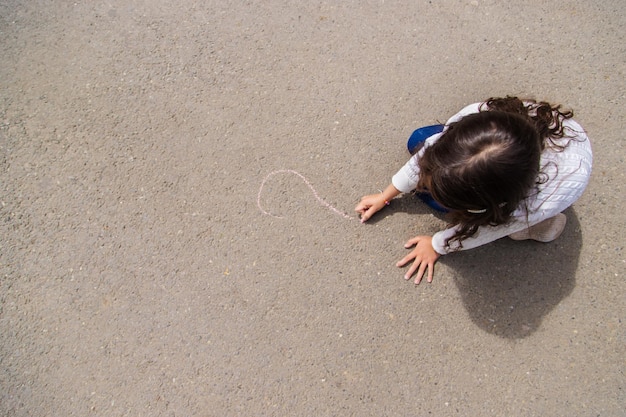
[483,96,574,151]
[417,96,575,250]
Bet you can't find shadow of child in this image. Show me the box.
[442,207,581,339]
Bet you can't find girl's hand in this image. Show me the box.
[355,193,387,222]
[355,185,400,223]
[396,235,441,284]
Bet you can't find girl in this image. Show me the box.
[355,96,592,284]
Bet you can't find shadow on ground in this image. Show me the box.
[388,196,581,339]
[444,208,581,339]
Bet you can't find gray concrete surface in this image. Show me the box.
[1,1,624,416]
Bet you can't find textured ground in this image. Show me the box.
[1,1,624,416]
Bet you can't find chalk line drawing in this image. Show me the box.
[257,169,354,220]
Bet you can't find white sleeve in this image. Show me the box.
[391,154,420,193]
[391,132,442,193]
[431,217,537,254]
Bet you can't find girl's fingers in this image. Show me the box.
[403,257,421,280]
[354,196,372,212]
[396,253,413,267]
[414,261,428,284]
[354,202,368,213]
[359,208,371,222]
[404,236,422,248]
[399,257,432,284]
[426,262,434,283]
